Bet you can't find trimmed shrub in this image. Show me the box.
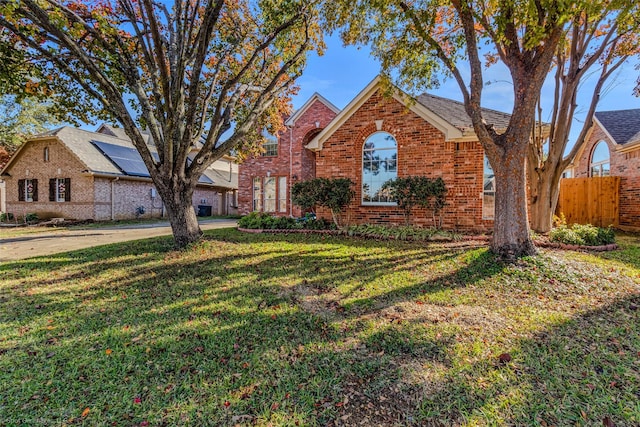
[238,212,334,230]
[381,176,447,227]
[549,222,615,246]
[0,212,14,222]
[291,178,355,228]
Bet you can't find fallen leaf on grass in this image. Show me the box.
[498,353,512,364]
[81,407,90,418]
[133,397,141,404]
[105,349,112,355]
[602,416,615,427]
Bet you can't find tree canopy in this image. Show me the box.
[528,4,640,233]
[323,0,631,259]
[0,0,323,247]
[0,95,60,152]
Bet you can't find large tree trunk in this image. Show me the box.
[490,142,537,260]
[528,171,562,233]
[159,180,202,249]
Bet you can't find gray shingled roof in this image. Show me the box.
[416,93,512,130]
[29,126,237,189]
[594,109,640,145]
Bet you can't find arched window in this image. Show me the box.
[362,132,397,204]
[590,141,610,177]
[43,147,50,162]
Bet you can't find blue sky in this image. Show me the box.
[292,34,640,145]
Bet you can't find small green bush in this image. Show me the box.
[291,178,355,228]
[345,224,459,242]
[549,222,615,246]
[0,212,14,222]
[25,213,39,223]
[238,212,333,230]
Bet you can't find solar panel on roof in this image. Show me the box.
[187,156,215,184]
[92,140,151,177]
[92,140,215,184]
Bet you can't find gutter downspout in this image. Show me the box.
[288,124,294,217]
[111,176,119,220]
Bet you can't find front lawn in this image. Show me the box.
[1,230,639,426]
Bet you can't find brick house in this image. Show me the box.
[0,124,238,221]
[568,108,640,229]
[239,76,512,231]
[238,93,340,217]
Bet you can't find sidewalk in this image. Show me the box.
[0,219,237,262]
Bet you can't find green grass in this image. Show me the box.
[1,230,639,426]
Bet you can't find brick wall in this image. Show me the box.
[4,138,225,221]
[238,99,338,217]
[315,90,492,231]
[4,138,97,220]
[573,125,640,228]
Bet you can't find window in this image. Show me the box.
[590,141,610,177]
[278,176,287,213]
[252,176,287,213]
[482,155,495,220]
[561,168,573,179]
[264,177,276,212]
[252,177,262,211]
[18,179,38,202]
[262,134,278,156]
[49,178,71,202]
[44,147,50,162]
[362,132,397,204]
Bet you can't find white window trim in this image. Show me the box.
[590,141,610,177]
[361,131,398,206]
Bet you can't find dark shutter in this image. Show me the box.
[49,178,56,201]
[32,179,38,202]
[64,178,71,201]
[18,179,25,202]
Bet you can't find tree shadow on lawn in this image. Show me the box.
[589,232,640,272]
[415,294,640,426]
[0,229,503,426]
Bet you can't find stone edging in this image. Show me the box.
[237,227,619,251]
[237,227,337,235]
[534,241,618,252]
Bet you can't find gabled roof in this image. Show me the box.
[594,109,640,146]
[306,75,512,151]
[1,125,237,189]
[284,92,340,126]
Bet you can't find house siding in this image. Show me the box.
[3,139,96,220]
[573,125,640,228]
[3,138,228,221]
[238,100,338,217]
[315,90,492,231]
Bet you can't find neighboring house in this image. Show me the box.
[239,76,512,231]
[569,108,640,229]
[0,124,238,220]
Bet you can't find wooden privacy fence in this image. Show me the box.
[556,177,620,227]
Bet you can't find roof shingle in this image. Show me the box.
[416,93,512,131]
[594,109,640,145]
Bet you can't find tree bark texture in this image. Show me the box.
[528,166,562,233]
[488,138,537,260]
[158,180,202,249]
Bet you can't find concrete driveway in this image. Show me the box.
[0,219,237,262]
